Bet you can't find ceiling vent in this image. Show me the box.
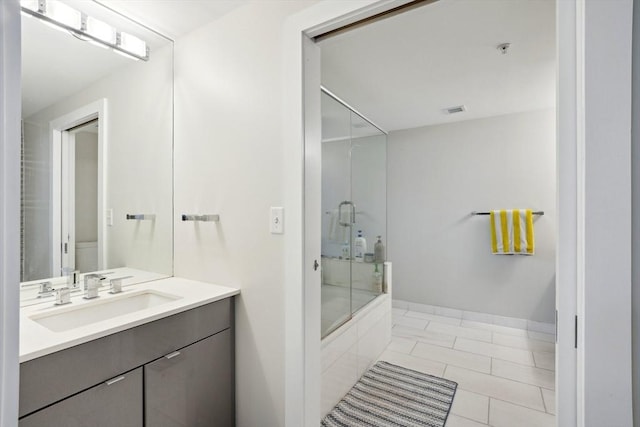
[444,105,466,114]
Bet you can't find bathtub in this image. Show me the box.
[320,261,392,416]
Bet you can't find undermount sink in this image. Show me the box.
[28,290,181,332]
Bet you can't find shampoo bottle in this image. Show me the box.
[354,230,367,262]
[374,236,385,263]
[373,263,383,293]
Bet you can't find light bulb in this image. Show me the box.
[46,1,81,30]
[119,32,146,58]
[86,16,115,44]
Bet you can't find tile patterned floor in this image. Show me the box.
[380,308,556,427]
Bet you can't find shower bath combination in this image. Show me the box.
[319,88,388,338]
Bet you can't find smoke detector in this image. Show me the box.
[444,105,466,114]
[497,43,511,54]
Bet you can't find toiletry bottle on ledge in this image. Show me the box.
[354,230,367,262]
[373,263,383,293]
[374,236,385,263]
[341,240,350,260]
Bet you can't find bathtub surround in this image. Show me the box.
[388,109,556,323]
[321,292,392,417]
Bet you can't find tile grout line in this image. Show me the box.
[395,328,554,369]
[539,386,548,413]
[446,365,559,399]
[489,395,555,418]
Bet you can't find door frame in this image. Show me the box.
[0,1,21,426]
[50,99,107,276]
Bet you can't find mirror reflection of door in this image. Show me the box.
[63,119,99,274]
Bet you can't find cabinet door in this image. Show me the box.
[145,329,233,427]
[19,367,143,427]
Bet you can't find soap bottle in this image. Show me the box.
[354,230,367,262]
[373,263,383,293]
[341,240,350,259]
[374,236,385,263]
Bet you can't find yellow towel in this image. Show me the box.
[490,209,534,255]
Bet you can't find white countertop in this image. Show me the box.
[20,276,240,363]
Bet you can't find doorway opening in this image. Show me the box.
[304,0,561,425]
[50,99,107,278]
[63,119,100,274]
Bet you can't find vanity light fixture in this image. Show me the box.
[86,16,116,45]
[20,0,150,61]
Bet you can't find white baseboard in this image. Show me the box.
[392,299,555,335]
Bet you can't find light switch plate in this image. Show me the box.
[270,207,284,234]
[106,208,113,227]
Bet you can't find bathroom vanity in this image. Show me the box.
[18,277,239,427]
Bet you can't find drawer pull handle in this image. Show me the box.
[165,351,181,360]
[105,376,125,386]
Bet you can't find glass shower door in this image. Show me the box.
[321,92,353,337]
[320,90,387,339]
[349,112,387,314]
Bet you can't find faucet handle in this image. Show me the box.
[108,276,132,294]
[38,281,53,294]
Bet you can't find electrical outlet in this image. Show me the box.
[106,208,113,226]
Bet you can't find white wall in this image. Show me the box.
[74,132,98,243]
[388,109,556,322]
[172,2,314,426]
[25,45,173,277]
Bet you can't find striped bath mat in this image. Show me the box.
[321,361,458,427]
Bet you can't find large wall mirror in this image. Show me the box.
[20,0,173,300]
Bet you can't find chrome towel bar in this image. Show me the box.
[181,214,220,222]
[126,214,156,220]
[471,211,544,216]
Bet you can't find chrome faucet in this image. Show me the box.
[83,274,106,299]
[37,281,54,298]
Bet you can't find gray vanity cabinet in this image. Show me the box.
[19,298,235,427]
[19,367,143,427]
[145,329,233,426]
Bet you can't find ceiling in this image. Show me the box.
[22,0,555,131]
[319,0,556,133]
[96,0,249,40]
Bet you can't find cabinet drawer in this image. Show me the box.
[20,298,231,417]
[19,367,143,427]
